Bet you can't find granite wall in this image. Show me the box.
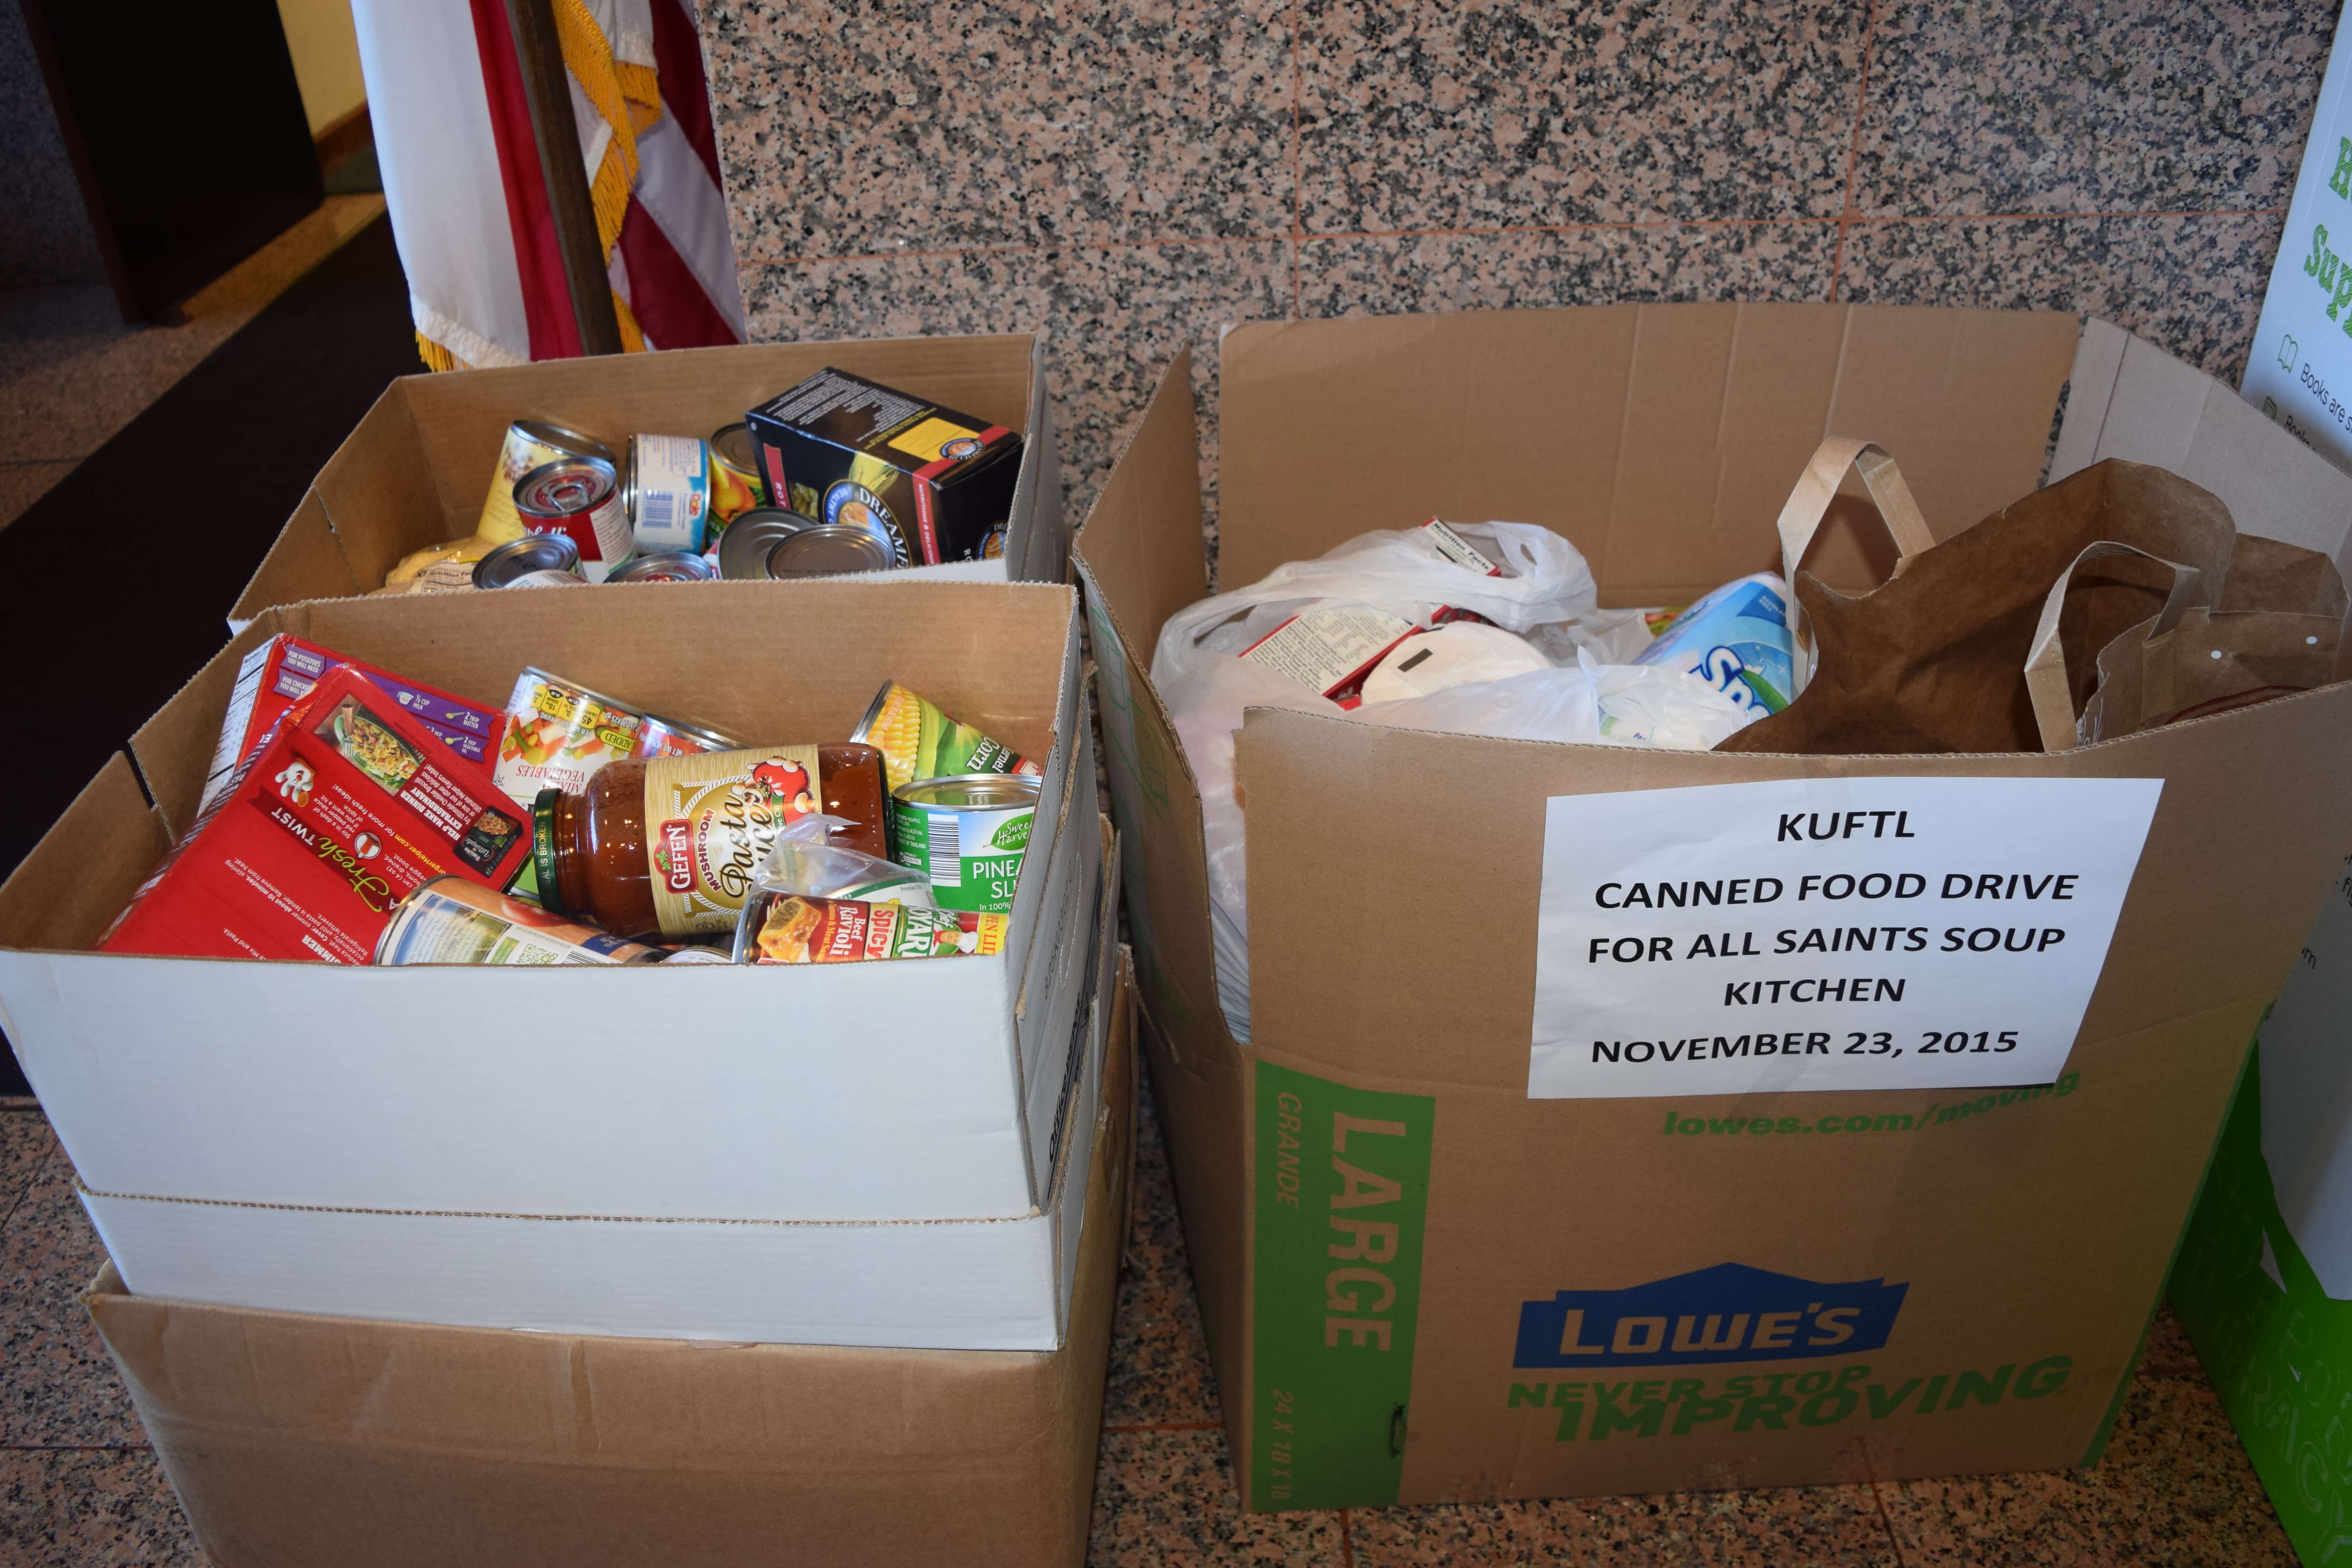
[699,0,2333,550]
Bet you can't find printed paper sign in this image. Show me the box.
[1530,776,2163,1099]
[2243,7,2352,470]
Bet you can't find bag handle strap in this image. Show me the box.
[1776,438,1936,689]
[2025,541,2207,754]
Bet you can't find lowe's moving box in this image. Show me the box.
[229,333,1066,627]
[78,953,1136,1568]
[0,580,1112,1350]
[1071,303,2352,1509]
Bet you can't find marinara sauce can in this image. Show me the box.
[375,877,666,965]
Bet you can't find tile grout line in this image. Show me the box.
[1339,1506,1355,1566]
[1863,1449,1908,1566]
[0,1138,55,1234]
[1829,0,1883,303]
[744,206,2287,272]
[1289,0,1303,318]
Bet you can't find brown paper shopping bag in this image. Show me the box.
[1722,450,2243,755]
[2025,540,2349,750]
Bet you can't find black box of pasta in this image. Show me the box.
[745,367,1025,566]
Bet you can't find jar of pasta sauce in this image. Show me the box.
[531,743,888,938]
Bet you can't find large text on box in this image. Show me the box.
[1529,776,2162,1099]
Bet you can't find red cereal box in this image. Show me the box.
[102,666,531,964]
[198,634,500,817]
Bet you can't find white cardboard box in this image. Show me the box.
[74,823,1123,1349]
[0,581,1111,1345]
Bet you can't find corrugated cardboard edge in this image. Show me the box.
[75,948,1136,1568]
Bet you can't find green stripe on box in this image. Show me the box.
[1252,1061,1435,1510]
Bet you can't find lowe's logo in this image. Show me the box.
[1514,1263,1907,1368]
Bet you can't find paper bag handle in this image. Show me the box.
[2025,541,2206,753]
[1776,438,1936,690]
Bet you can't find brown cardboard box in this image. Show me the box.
[230,334,1065,626]
[1070,303,2352,1509]
[78,951,1135,1568]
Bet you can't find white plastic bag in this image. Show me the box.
[1157,523,1759,1043]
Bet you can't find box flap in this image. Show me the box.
[1217,304,2080,603]
[2052,319,2352,570]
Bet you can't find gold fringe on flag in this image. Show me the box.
[415,332,470,373]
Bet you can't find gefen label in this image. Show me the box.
[644,744,823,936]
[1514,1264,1908,1369]
[1530,775,2162,1098]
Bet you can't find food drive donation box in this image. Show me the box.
[1071,303,2352,1508]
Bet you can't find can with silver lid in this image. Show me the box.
[473,532,584,588]
[717,507,817,579]
[607,550,718,584]
[621,434,710,555]
[708,422,765,537]
[637,708,749,759]
[766,521,898,579]
[479,419,614,543]
[515,456,632,580]
[889,774,1040,913]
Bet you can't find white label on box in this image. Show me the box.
[2243,8,2352,469]
[1239,608,1416,696]
[1529,775,2162,1099]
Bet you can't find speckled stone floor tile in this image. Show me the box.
[1835,210,2288,388]
[1296,0,1868,236]
[1104,1075,1221,1428]
[1849,0,2334,219]
[1572,1484,1898,1566]
[0,1145,144,1447]
[2140,1300,2206,1380]
[702,0,1292,261]
[0,1447,201,1568]
[1878,1375,2296,1566]
[0,1106,54,1220]
[1296,220,1838,319]
[739,239,1289,531]
[1088,1426,1347,1565]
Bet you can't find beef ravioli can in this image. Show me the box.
[479,421,614,543]
[889,774,1039,913]
[375,876,666,965]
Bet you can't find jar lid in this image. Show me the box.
[532,790,566,916]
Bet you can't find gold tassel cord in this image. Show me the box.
[415,332,469,373]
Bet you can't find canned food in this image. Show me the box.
[515,457,632,580]
[637,710,748,759]
[708,422,765,534]
[505,569,588,589]
[622,434,711,555]
[473,533,584,588]
[736,891,1009,964]
[717,507,817,579]
[479,420,614,543]
[607,550,717,583]
[375,877,666,965]
[766,522,896,578]
[853,681,1042,791]
[493,668,748,815]
[890,774,1040,913]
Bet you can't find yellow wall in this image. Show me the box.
[275,0,366,135]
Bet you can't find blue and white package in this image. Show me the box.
[1630,572,1795,715]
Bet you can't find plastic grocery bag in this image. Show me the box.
[753,813,937,909]
[1156,522,1756,1042]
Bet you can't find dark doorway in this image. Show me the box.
[21,0,324,322]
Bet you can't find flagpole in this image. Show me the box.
[503,0,626,356]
